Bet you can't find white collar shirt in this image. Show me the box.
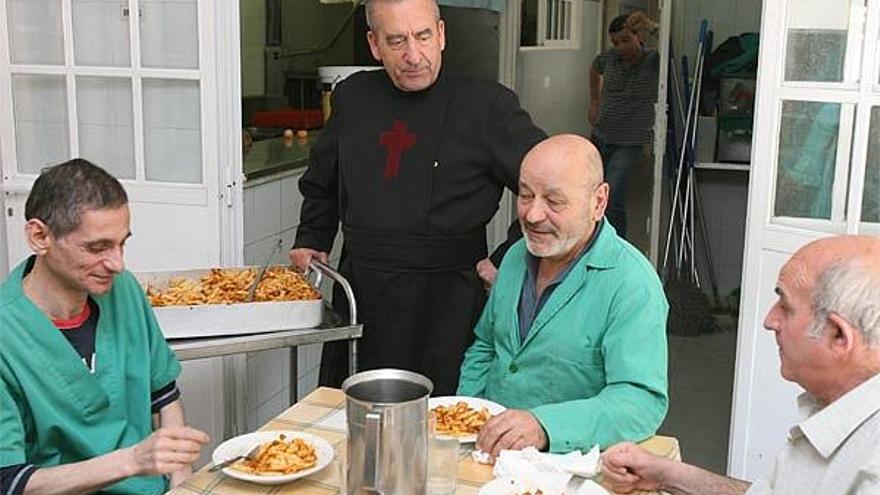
[746,372,880,495]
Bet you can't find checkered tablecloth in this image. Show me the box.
[169,387,680,495]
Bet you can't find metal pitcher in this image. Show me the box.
[342,369,433,494]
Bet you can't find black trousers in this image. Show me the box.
[320,258,487,395]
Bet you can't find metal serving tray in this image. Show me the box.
[135,267,323,340]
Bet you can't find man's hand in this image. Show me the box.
[601,442,667,493]
[475,409,548,461]
[169,466,193,488]
[475,258,498,288]
[289,248,329,273]
[127,426,210,478]
[589,100,600,126]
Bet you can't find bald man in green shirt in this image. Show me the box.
[457,135,668,459]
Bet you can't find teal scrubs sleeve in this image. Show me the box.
[457,290,498,396]
[132,272,181,392]
[0,376,26,467]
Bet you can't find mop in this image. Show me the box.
[662,20,718,336]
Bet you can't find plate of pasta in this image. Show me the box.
[212,430,334,485]
[429,396,506,443]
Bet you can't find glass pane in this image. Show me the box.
[784,0,851,82]
[862,107,880,224]
[12,75,69,174]
[76,77,135,179]
[774,101,842,219]
[72,0,131,67]
[142,79,202,183]
[7,0,64,65]
[139,0,199,69]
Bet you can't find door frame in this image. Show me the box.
[729,0,880,479]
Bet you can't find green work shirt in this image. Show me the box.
[0,257,181,494]
[457,224,669,452]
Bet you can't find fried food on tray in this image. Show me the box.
[431,401,491,437]
[146,267,321,307]
[230,434,318,476]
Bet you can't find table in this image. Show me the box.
[170,388,680,495]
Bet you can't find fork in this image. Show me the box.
[209,444,261,472]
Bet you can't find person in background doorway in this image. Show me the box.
[0,159,209,495]
[457,134,668,458]
[589,11,659,239]
[602,235,880,495]
[289,0,546,394]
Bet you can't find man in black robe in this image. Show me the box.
[290,0,545,394]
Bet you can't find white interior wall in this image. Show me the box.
[241,0,266,97]
[672,0,761,65]
[515,0,601,136]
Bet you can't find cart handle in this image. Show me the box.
[309,259,358,327]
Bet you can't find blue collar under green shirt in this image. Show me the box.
[518,220,604,342]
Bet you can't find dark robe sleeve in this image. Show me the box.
[484,85,547,266]
[1,464,35,495]
[293,86,345,253]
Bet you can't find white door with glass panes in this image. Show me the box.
[0,0,243,466]
[729,0,880,480]
[0,0,240,272]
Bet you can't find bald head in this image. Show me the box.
[521,134,604,190]
[790,236,880,345]
[517,134,609,261]
[785,236,880,295]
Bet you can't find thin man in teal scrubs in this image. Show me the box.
[0,159,209,494]
[457,134,668,459]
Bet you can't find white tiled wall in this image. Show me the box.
[242,169,328,431]
[177,358,226,468]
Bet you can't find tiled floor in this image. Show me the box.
[659,316,739,474]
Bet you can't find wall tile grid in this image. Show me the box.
[243,170,324,429]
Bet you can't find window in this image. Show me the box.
[3,0,205,188]
[768,0,879,232]
[520,0,581,49]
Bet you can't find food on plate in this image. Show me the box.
[431,401,491,436]
[500,478,545,495]
[146,267,321,307]
[230,434,318,475]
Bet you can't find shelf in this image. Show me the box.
[695,162,751,172]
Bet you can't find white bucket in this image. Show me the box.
[318,65,383,90]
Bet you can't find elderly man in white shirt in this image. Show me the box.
[600,235,880,495]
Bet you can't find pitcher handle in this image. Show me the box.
[363,411,382,492]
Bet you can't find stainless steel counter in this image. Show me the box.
[242,131,320,181]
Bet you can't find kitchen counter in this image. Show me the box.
[243,131,320,182]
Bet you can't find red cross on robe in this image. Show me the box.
[379,120,417,179]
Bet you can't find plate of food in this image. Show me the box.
[429,396,506,443]
[211,430,334,485]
